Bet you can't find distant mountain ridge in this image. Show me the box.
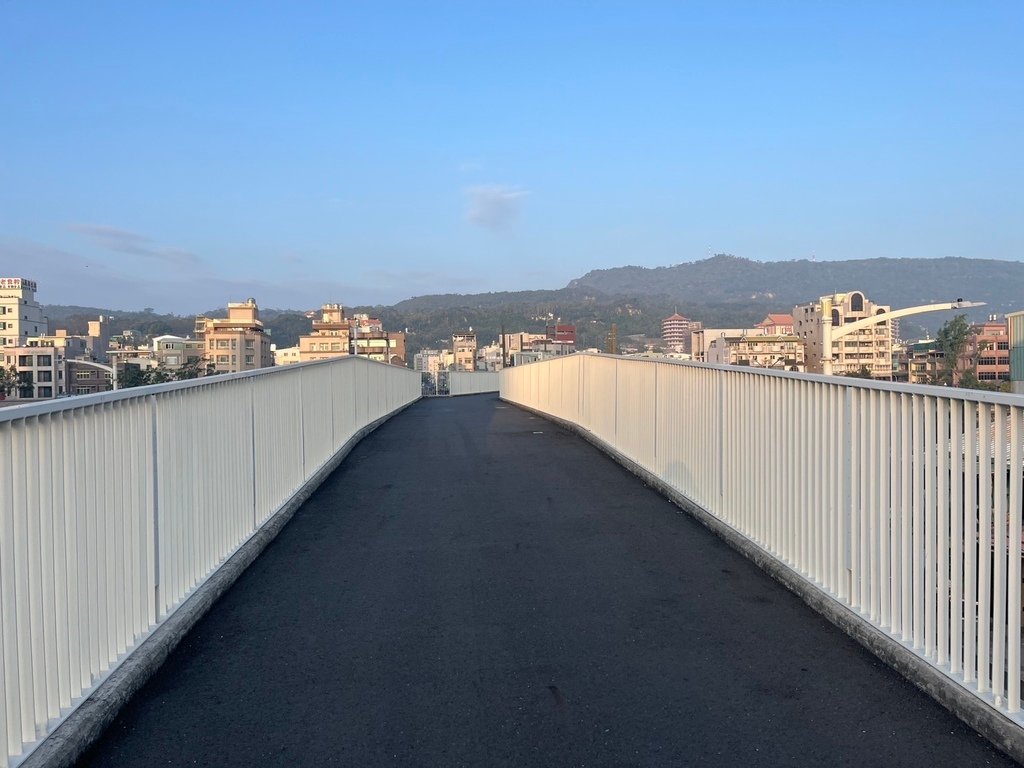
[566,255,1021,314]
[42,255,1021,354]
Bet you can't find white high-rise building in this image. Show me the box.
[0,278,48,347]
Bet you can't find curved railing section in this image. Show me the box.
[0,358,420,767]
[502,354,1024,726]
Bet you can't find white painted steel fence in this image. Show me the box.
[0,358,419,767]
[449,371,500,396]
[502,354,1024,723]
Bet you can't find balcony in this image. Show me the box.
[1,357,1023,766]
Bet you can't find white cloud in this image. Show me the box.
[67,223,202,266]
[463,185,528,231]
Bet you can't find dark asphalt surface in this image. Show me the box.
[79,395,1017,767]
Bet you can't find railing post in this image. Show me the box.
[149,394,161,625]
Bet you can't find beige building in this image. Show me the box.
[352,332,406,365]
[1,278,48,347]
[706,333,805,371]
[794,291,893,378]
[151,335,206,372]
[414,348,453,373]
[299,303,350,362]
[273,345,301,366]
[3,346,66,400]
[453,332,477,372]
[195,298,274,374]
[501,332,547,367]
[691,328,762,362]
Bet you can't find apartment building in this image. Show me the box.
[453,332,477,372]
[706,333,805,371]
[273,345,301,366]
[0,277,48,347]
[352,332,406,365]
[3,346,65,399]
[756,314,795,336]
[299,303,350,362]
[970,318,1010,385]
[195,299,273,374]
[794,291,892,378]
[414,348,452,374]
[150,335,206,372]
[68,360,113,395]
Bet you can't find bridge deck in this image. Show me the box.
[79,395,1015,767]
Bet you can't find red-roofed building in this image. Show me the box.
[756,314,795,336]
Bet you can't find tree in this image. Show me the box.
[176,358,205,380]
[0,365,18,399]
[844,365,874,379]
[119,364,149,389]
[935,314,972,387]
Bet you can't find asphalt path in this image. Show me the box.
[78,394,1017,767]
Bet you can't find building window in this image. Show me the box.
[217,340,230,349]
[217,355,229,363]
[38,386,52,397]
[37,371,52,382]
[245,355,254,365]
[998,341,1009,350]
[76,371,94,380]
[76,387,91,394]
[245,340,254,349]
[18,355,31,366]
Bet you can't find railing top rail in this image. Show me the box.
[518,352,1024,407]
[0,355,415,424]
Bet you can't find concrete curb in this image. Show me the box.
[21,403,415,768]
[504,398,1024,766]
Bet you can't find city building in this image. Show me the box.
[3,346,66,399]
[545,324,577,345]
[501,332,547,367]
[0,278,48,347]
[347,312,407,366]
[892,339,938,384]
[755,314,795,336]
[414,348,451,374]
[195,298,274,374]
[793,291,893,378]
[299,303,351,362]
[661,313,692,352]
[477,343,503,372]
[705,333,805,371]
[150,334,206,374]
[352,331,406,365]
[1009,310,1024,395]
[970,317,1010,385]
[453,332,477,371]
[272,345,301,366]
[691,328,762,362]
[68,360,113,395]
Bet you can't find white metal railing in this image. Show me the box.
[449,371,500,396]
[0,357,419,767]
[502,354,1024,722]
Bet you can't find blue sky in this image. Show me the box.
[1,2,1021,312]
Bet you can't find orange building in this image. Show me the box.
[195,298,273,373]
[299,304,351,362]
